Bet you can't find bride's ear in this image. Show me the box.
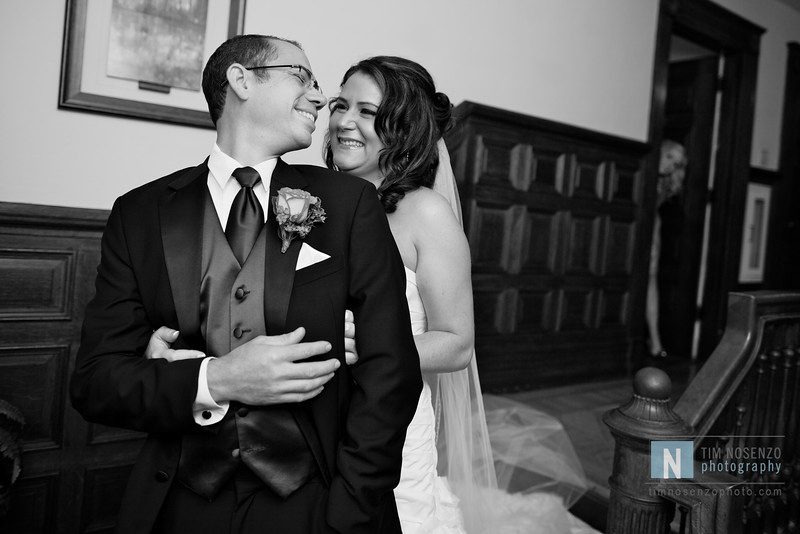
[226,63,250,100]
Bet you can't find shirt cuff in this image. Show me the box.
[193,357,229,425]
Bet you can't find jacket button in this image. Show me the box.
[231,448,240,459]
[201,410,212,420]
[233,327,243,339]
[237,407,249,417]
[235,286,247,300]
[155,470,169,482]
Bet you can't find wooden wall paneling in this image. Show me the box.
[0,249,74,321]
[5,473,59,533]
[447,103,647,391]
[80,464,134,534]
[0,202,144,534]
[0,345,68,451]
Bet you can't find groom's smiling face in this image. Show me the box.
[249,40,326,156]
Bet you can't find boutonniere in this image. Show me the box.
[271,187,326,253]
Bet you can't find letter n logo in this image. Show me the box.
[651,441,694,479]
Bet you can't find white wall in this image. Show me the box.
[0,1,216,210]
[0,0,796,210]
[249,0,659,167]
[711,0,800,169]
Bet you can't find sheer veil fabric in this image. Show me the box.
[431,139,588,533]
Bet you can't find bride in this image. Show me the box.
[146,55,592,534]
[324,56,591,534]
[325,56,476,533]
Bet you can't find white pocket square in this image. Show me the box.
[296,243,331,270]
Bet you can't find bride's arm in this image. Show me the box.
[411,189,474,373]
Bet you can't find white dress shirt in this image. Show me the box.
[193,144,277,425]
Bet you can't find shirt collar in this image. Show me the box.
[208,143,277,190]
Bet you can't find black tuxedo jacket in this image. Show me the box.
[70,159,423,533]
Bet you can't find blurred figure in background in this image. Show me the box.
[646,139,688,358]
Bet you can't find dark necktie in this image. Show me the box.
[225,167,265,265]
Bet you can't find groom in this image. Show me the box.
[70,34,422,534]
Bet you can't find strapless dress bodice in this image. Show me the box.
[405,267,428,335]
[396,267,464,533]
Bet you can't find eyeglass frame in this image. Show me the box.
[223,64,322,94]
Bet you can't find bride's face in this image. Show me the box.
[328,71,385,185]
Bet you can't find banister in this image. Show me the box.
[605,290,800,534]
[675,291,800,436]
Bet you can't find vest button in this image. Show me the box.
[235,286,247,300]
[231,448,240,459]
[237,407,249,417]
[233,327,243,339]
[155,470,169,482]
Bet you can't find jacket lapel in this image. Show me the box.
[263,159,309,335]
[263,161,331,483]
[160,160,208,348]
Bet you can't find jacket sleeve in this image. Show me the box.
[70,198,203,433]
[326,185,423,533]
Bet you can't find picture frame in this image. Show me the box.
[737,180,773,284]
[59,0,246,129]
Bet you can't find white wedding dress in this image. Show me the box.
[395,267,598,534]
[395,267,466,533]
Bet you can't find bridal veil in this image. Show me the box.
[431,139,588,533]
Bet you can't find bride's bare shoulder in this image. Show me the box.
[396,187,457,224]
[393,188,464,253]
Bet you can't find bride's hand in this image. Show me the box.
[344,309,358,365]
[147,320,352,364]
[145,327,206,362]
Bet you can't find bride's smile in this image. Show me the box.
[327,71,385,185]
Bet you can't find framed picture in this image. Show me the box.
[59,0,246,128]
[738,181,772,283]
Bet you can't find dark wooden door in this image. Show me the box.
[659,56,719,359]
[765,42,800,290]
[0,203,143,534]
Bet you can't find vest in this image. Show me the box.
[176,192,315,500]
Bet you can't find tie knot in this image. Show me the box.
[232,167,261,188]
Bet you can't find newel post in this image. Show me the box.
[603,367,692,533]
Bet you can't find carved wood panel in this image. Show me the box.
[446,103,648,391]
[0,203,143,534]
[0,345,68,451]
[0,249,74,321]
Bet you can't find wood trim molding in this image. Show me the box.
[0,202,108,231]
[453,102,649,155]
[675,0,764,54]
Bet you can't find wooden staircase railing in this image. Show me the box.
[605,291,800,533]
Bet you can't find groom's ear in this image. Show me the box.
[226,63,250,101]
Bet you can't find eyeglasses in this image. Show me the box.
[244,64,322,94]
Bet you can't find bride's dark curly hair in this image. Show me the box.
[324,56,453,213]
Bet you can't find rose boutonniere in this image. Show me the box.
[271,187,326,253]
